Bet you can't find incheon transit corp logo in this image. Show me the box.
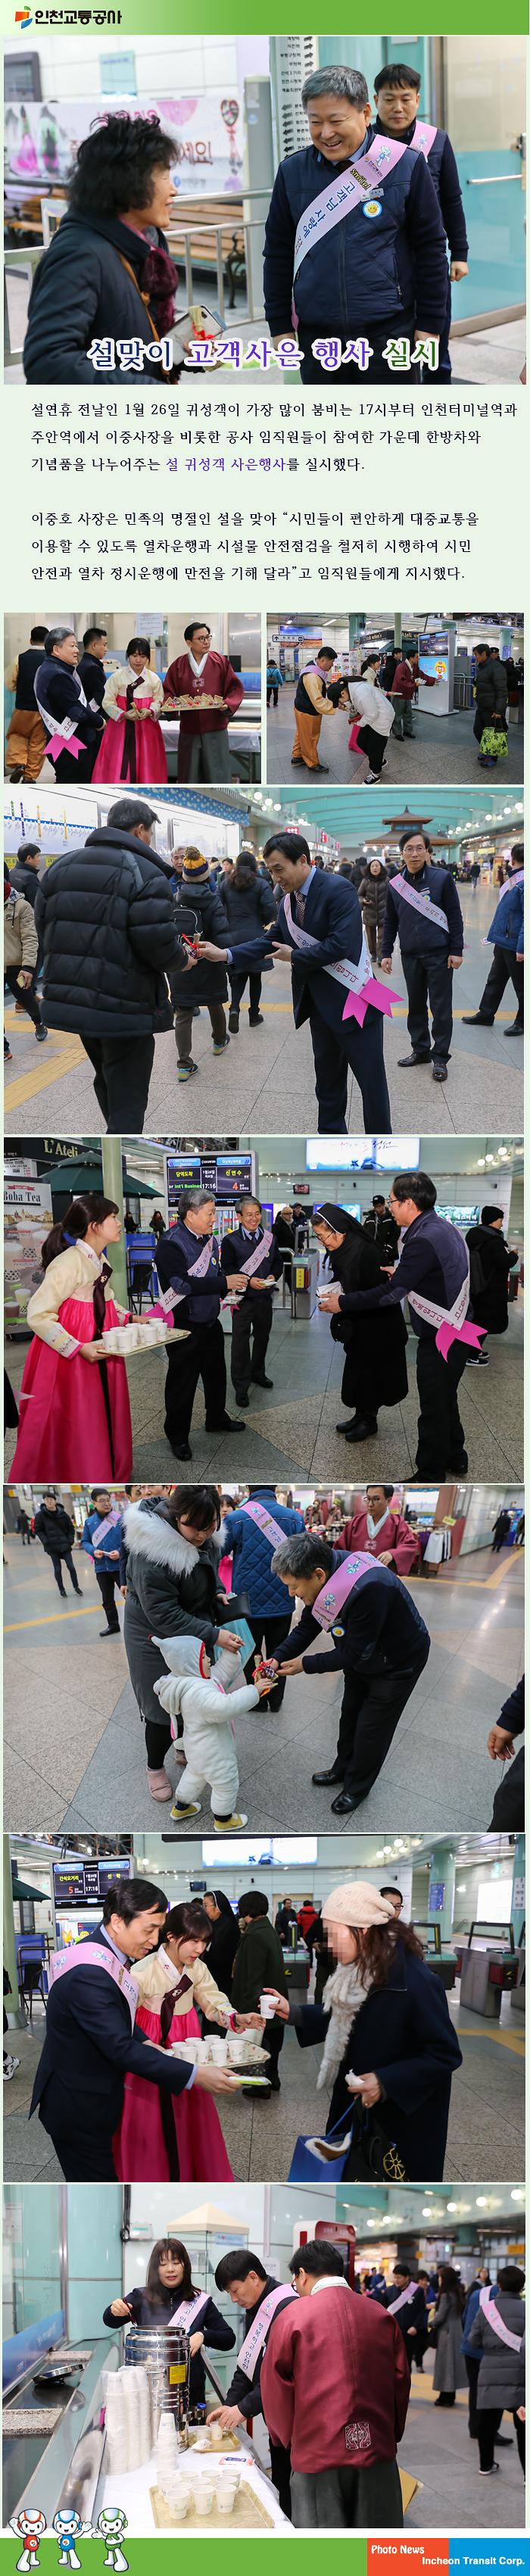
[15,8,33,23]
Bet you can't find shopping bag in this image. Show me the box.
[287,2113,354,2181]
[479,726,508,763]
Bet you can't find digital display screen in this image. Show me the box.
[306,1137,419,1172]
[419,654,448,683]
[53,1858,130,1906]
[167,1153,254,1207]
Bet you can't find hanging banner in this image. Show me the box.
[5,93,243,201]
[4,1179,53,1330]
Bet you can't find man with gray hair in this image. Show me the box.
[33,627,101,781]
[263,62,447,382]
[267,1530,429,1813]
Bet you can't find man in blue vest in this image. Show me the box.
[263,64,448,383]
[226,1485,304,1705]
[196,829,391,1135]
[319,1167,473,1478]
[29,1876,235,2178]
[373,62,469,382]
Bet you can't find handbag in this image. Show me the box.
[342,2097,409,2184]
[479,725,508,763]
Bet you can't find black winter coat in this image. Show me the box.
[466,1223,517,1334]
[171,878,229,1006]
[34,1503,76,1558]
[475,656,509,726]
[222,872,276,949]
[10,861,41,910]
[358,872,389,934]
[326,1220,408,1414]
[34,825,186,1037]
[294,1940,462,2180]
[23,212,179,385]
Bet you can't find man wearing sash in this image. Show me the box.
[226,1486,304,1704]
[380,826,464,1084]
[156,1190,248,1460]
[320,1166,477,1479]
[33,627,101,781]
[269,1530,429,1814]
[220,1195,283,1409]
[381,2263,427,2369]
[263,64,448,383]
[468,2266,525,2476]
[209,2248,295,2518]
[261,2238,408,2529]
[373,64,469,382]
[29,1877,235,2180]
[197,829,391,1134]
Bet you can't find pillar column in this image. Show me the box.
[101,1136,128,1310]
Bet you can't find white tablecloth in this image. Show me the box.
[100,2437,292,2534]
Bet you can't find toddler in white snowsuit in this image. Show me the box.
[152,1634,267,1828]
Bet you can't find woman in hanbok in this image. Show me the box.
[102,2235,235,2410]
[114,1900,262,2182]
[92,638,167,784]
[11,1192,176,1483]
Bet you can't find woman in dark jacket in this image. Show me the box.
[358,861,389,964]
[466,1205,519,1337]
[432,2266,466,2404]
[222,855,276,1031]
[273,1881,462,2181]
[23,114,184,386]
[469,2266,525,2475]
[171,851,230,1077]
[313,1204,408,1443]
[123,1488,235,1802]
[202,1889,241,2032]
[102,2235,235,2414]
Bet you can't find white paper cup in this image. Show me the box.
[217,2489,236,2515]
[210,2036,228,2063]
[260,1993,276,2019]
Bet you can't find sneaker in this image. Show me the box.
[3,2054,20,2080]
[177,1059,199,1081]
[228,1009,240,1034]
[147,1767,173,1802]
[212,1812,248,1832]
[479,2464,500,2478]
[35,1024,48,1042]
[170,1799,203,1820]
[212,1035,230,1056]
[364,770,378,783]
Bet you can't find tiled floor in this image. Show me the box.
[3,1539,523,1835]
[4,1288,524,1489]
[4,881,524,1137]
[265,693,524,787]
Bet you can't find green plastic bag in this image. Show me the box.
[479,726,508,761]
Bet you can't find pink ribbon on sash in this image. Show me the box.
[408,1255,485,1361]
[48,731,85,762]
[284,894,401,1031]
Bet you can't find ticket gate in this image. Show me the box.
[456,1920,519,2019]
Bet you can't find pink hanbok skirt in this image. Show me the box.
[11,1296,132,1480]
[92,706,167,785]
[113,2003,234,2181]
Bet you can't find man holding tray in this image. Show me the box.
[163,621,244,782]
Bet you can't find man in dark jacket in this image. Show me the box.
[381,826,464,1083]
[226,1486,304,1704]
[220,1197,283,1408]
[232,1891,288,2088]
[5,628,48,781]
[33,1492,82,1598]
[210,2250,294,2517]
[76,626,108,731]
[373,62,469,381]
[263,63,447,382]
[324,1167,474,1479]
[29,1878,233,2179]
[23,113,181,385]
[381,2263,428,2369]
[33,628,101,781]
[466,1206,519,1341]
[269,1530,429,1813]
[197,829,391,1134]
[171,848,230,1077]
[363,1195,400,1261]
[9,843,42,910]
[81,1489,123,1637]
[463,844,523,1037]
[472,645,509,750]
[487,1675,524,1831]
[34,795,191,1134]
[155,1190,248,1460]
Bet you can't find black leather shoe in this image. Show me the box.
[335,1418,357,1436]
[331,1790,363,1814]
[312,1763,344,1786]
[251,1371,273,1387]
[204,1415,246,1433]
[167,1439,192,1459]
[233,1391,249,1408]
[398,1052,432,1068]
[344,1417,378,1442]
[248,1012,264,1026]
[432,1060,448,1082]
[270,2071,281,2092]
[462,1013,494,1026]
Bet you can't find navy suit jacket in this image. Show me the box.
[226,870,369,1035]
[30,1925,191,2141]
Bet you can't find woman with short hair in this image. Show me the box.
[123,1486,242,1802]
[23,114,181,384]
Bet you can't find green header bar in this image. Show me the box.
[2,0,528,25]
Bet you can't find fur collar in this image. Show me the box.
[123,1499,226,1577]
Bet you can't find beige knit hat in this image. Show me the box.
[323,1881,394,1929]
